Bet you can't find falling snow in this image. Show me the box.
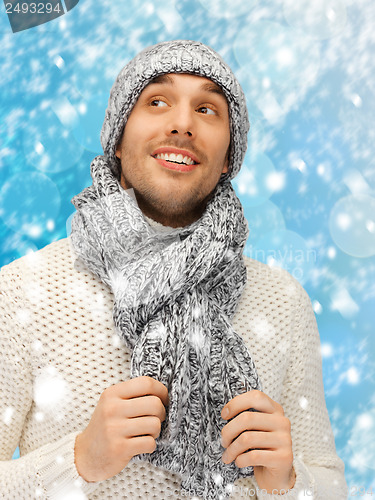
[0,0,374,490]
[299,397,309,410]
[33,365,71,412]
[2,407,14,426]
[213,473,223,485]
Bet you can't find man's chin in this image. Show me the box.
[138,197,206,227]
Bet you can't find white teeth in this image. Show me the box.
[155,152,196,165]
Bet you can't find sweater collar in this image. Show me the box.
[143,214,184,233]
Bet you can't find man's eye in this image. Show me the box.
[198,106,216,115]
[150,99,168,107]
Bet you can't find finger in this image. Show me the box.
[123,416,162,439]
[221,412,288,448]
[126,435,157,457]
[122,395,167,421]
[111,376,169,407]
[222,390,283,420]
[222,430,284,464]
[233,449,284,469]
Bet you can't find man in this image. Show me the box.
[0,41,347,499]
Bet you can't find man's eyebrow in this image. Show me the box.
[148,74,226,98]
[148,74,174,86]
[199,81,226,98]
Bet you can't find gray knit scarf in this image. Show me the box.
[70,155,262,499]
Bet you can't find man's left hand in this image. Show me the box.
[221,390,296,494]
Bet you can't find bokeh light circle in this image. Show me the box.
[329,194,375,258]
[243,200,286,247]
[0,231,38,265]
[72,93,108,153]
[0,172,61,238]
[234,21,320,90]
[247,118,269,153]
[283,0,347,40]
[233,151,278,207]
[22,106,84,173]
[249,229,315,284]
[66,212,74,237]
[198,0,258,19]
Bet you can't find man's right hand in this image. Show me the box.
[74,376,169,482]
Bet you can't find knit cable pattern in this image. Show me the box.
[70,155,262,499]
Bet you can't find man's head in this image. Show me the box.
[100,40,249,227]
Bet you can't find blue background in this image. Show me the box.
[1,0,374,496]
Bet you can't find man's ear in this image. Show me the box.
[222,147,230,173]
[115,137,122,159]
[222,158,229,174]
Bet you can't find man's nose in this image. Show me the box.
[166,104,195,138]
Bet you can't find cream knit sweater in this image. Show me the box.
[0,234,347,499]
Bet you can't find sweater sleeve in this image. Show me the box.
[0,266,101,499]
[252,280,348,500]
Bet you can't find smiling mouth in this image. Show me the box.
[152,152,198,166]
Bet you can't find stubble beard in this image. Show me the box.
[119,152,219,228]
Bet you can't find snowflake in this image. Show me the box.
[299,397,309,410]
[3,407,14,426]
[213,473,223,485]
[33,365,69,410]
[189,327,206,350]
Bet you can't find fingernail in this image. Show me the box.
[222,452,228,463]
[222,407,229,419]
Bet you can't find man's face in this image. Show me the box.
[115,73,230,228]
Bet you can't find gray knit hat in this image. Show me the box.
[100,40,249,182]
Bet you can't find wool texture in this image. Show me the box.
[100,39,249,182]
[71,39,262,499]
[70,155,262,499]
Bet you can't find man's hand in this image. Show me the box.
[74,376,169,482]
[221,390,296,494]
